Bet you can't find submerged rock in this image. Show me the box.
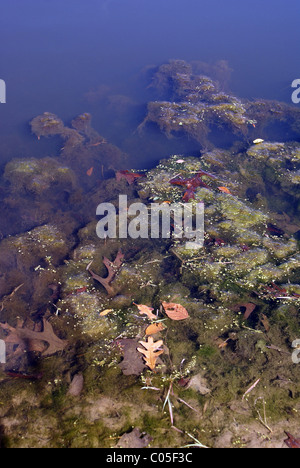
[30,112,65,138]
[138,154,300,306]
[4,157,77,197]
[138,60,300,148]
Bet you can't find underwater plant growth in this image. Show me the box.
[0,60,299,449]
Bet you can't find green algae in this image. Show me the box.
[1,68,300,449]
[4,157,77,196]
[139,60,300,149]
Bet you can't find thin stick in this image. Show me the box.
[242,378,260,400]
[177,397,200,414]
[171,425,184,434]
[254,397,273,433]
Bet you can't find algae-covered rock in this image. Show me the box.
[139,154,300,303]
[203,142,300,215]
[0,223,71,271]
[29,111,128,174]
[1,63,300,449]
[0,223,73,318]
[30,112,65,138]
[139,60,300,148]
[4,157,77,196]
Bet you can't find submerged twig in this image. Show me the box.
[177,397,200,414]
[242,378,260,400]
[163,383,174,425]
[254,397,273,433]
[0,283,24,311]
[182,433,209,449]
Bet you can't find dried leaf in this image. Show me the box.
[137,336,164,371]
[233,302,256,320]
[99,309,113,316]
[218,186,232,195]
[118,338,146,376]
[284,432,300,448]
[0,318,68,357]
[162,302,189,321]
[116,170,144,185]
[67,373,84,397]
[134,303,157,320]
[260,313,270,332]
[145,322,166,336]
[115,427,153,448]
[88,249,124,296]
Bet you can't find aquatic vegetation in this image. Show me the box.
[138,60,300,148]
[29,111,128,177]
[138,60,251,146]
[30,112,65,138]
[0,223,72,323]
[201,141,300,221]
[140,155,300,312]
[1,60,300,449]
[170,170,216,201]
[4,157,77,196]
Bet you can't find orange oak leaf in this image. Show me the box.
[218,186,233,195]
[99,309,113,317]
[162,302,189,321]
[137,336,164,371]
[134,303,157,320]
[145,322,166,336]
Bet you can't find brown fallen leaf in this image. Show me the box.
[233,302,256,320]
[0,319,27,356]
[145,322,166,336]
[134,303,157,320]
[99,309,113,316]
[115,427,153,448]
[88,249,124,297]
[0,318,68,357]
[67,373,84,397]
[118,338,146,376]
[284,431,300,448]
[116,170,145,185]
[260,313,270,332]
[137,336,164,371]
[162,302,189,321]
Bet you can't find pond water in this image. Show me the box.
[0,0,300,168]
[0,0,300,450]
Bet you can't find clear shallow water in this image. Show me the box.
[0,0,300,168]
[1,2,300,449]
